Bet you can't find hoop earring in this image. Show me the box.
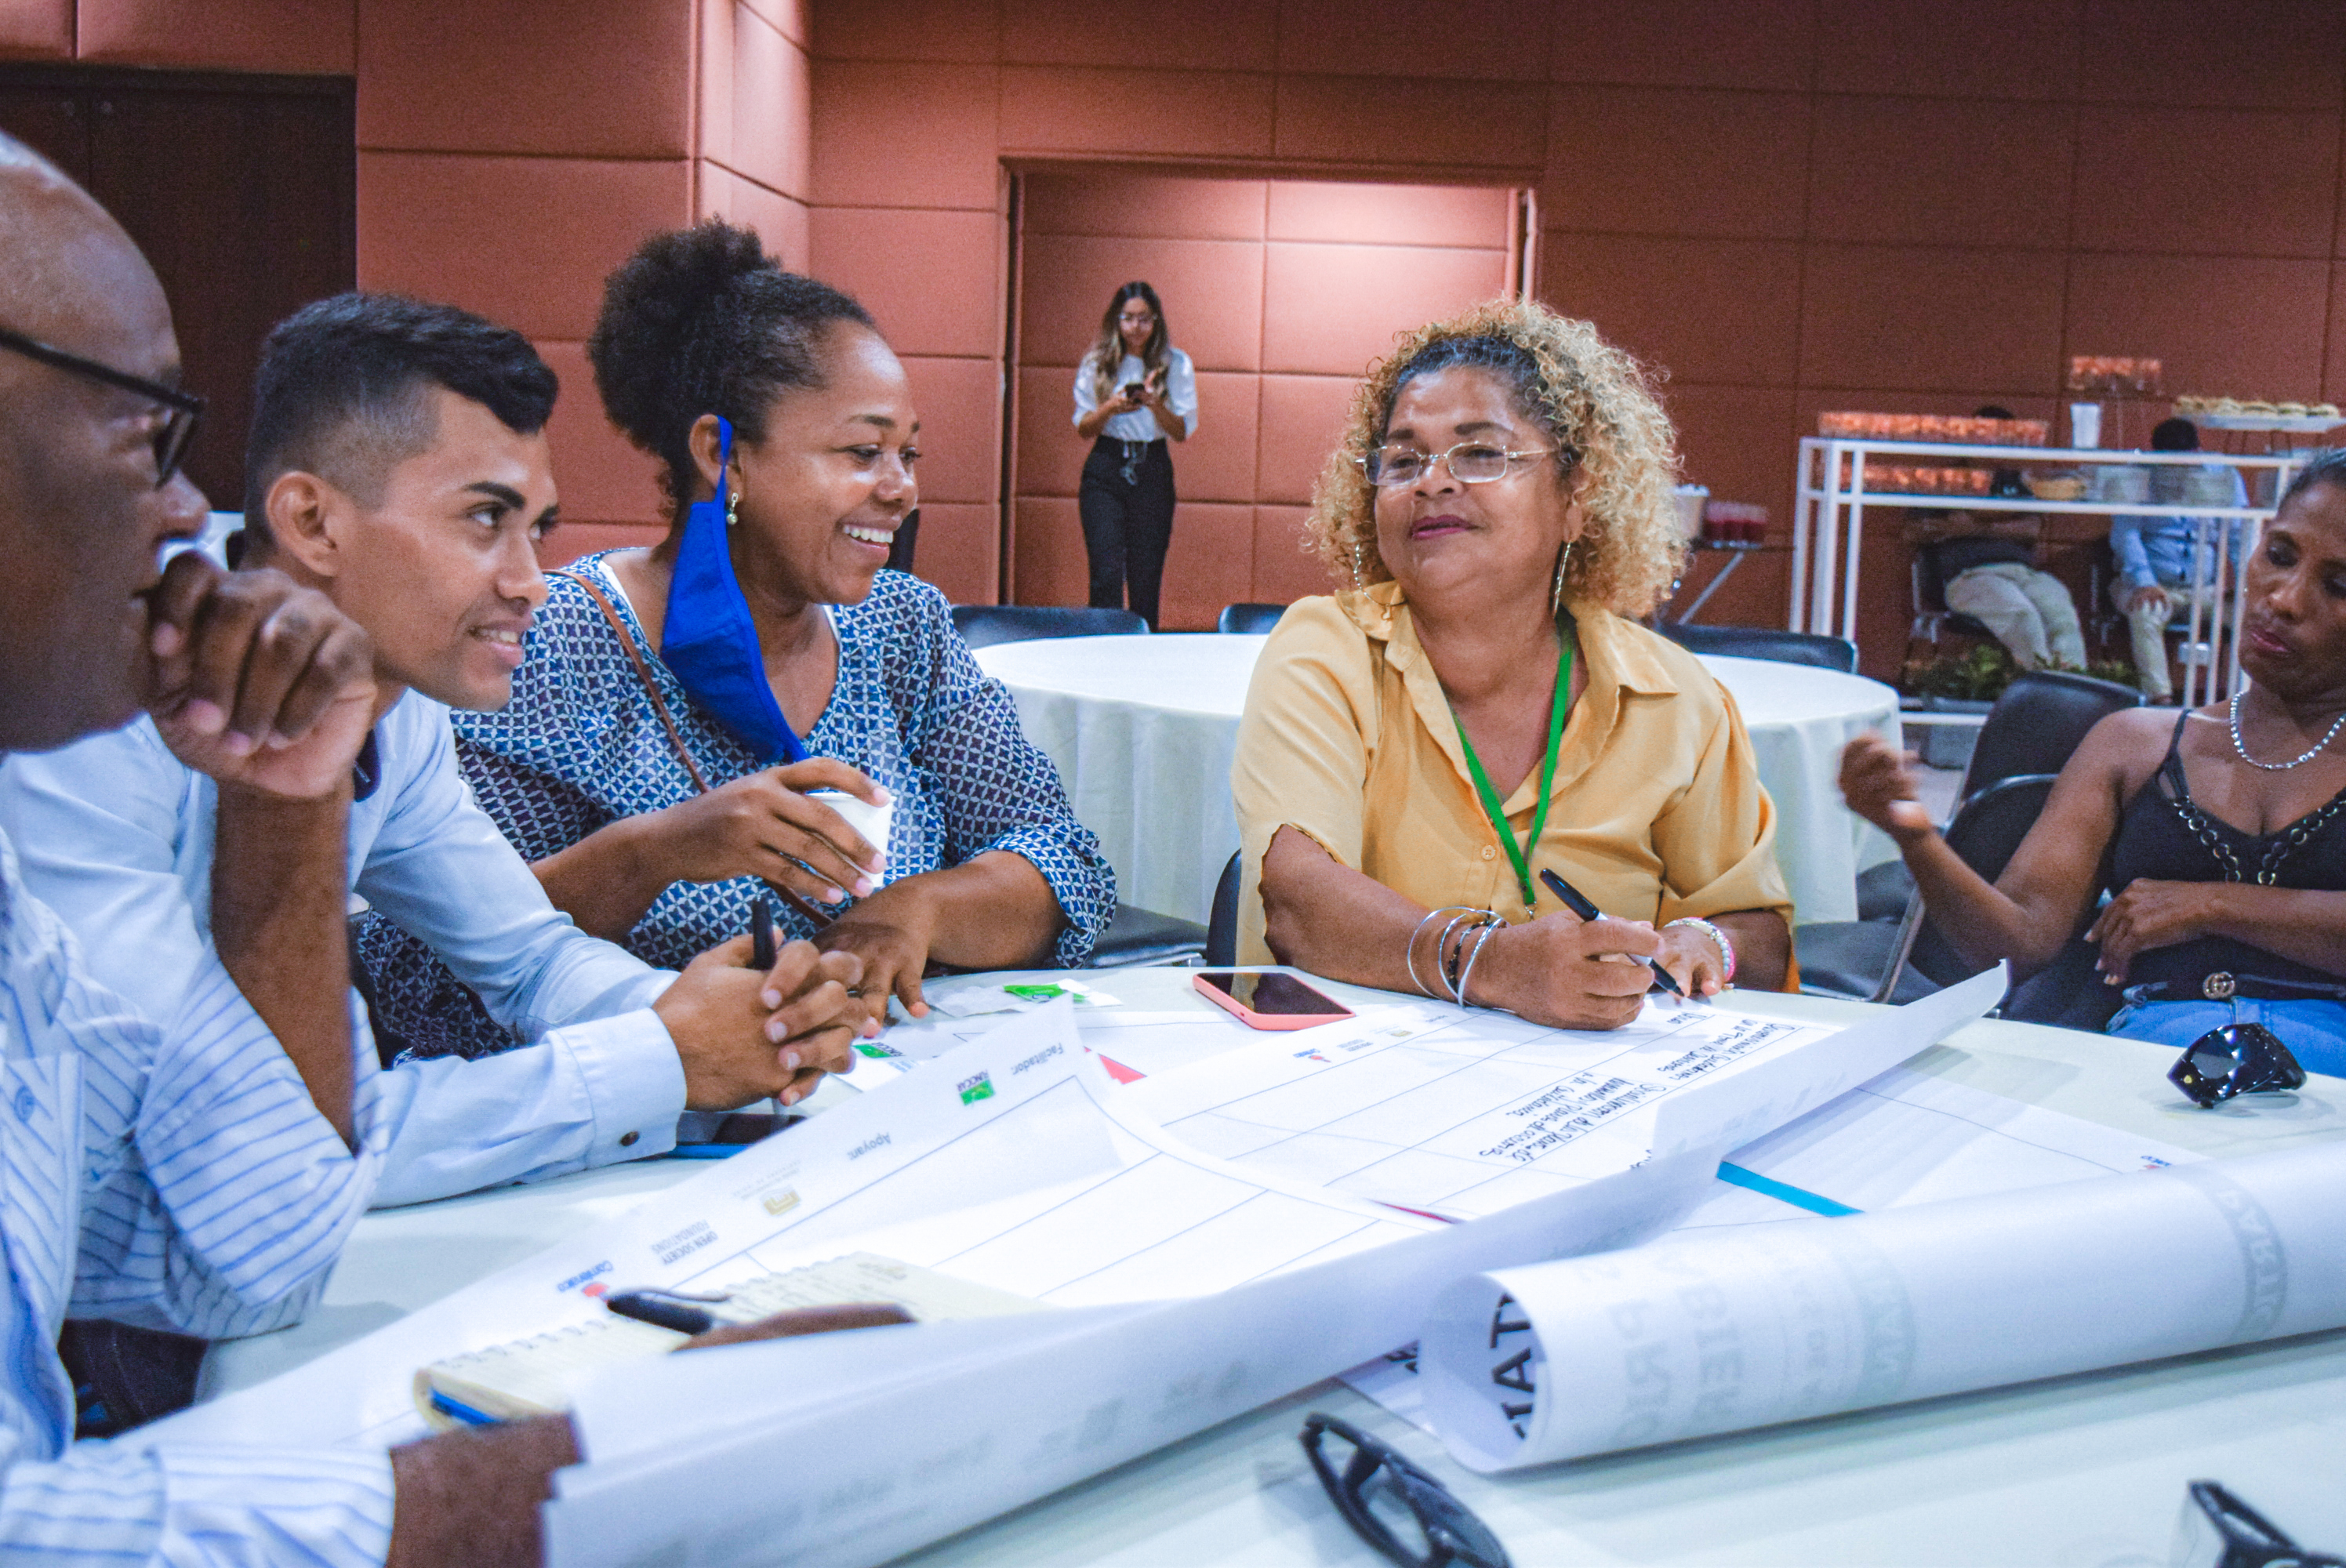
[1551,540,1574,617]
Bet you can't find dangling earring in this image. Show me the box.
[724,477,741,529]
[1350,538,1367,590]
[1551,540,1574,617]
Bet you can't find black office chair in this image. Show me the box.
[1908,539,1998,659]
[1797,773,2057,1004]
[1857,667,2141,925]
[1217,603,1286,635]
[1659,623,1858,672]
[1961,669,2142,797]
[949,604,1148,650]
[1087,904,1208,969]
[1205,850,1242,967]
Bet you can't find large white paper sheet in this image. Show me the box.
[1418,1136,2346,1472]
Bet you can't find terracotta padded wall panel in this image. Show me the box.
[1011,495,1085,605]
[0,2,71,58]
[538,342,667,528]
[811,0,995,63]
[717,2,812,201]
[1544,88,1810,241]
[812,60,997,209]
[1661,384,1798,518]
[1001,0,1271,71]
[1814,0,2079,102]
[1000,66,1273,160]
[1158,502,1255,630]
[701,165,811,269]
[1266,182,1512,248]
[1014,368,1088,498]
[1255,374,1357,506]
[810,207,999,358]
[1262,241,1507,376]
[540,521,666,568]
[2079,0,2343,111]
[2330,270,2346,399]
[2072,107,2337,258]
[1549,0,1814,91]
[358,0,692,158]
[1253,505,1334,603]
[2066,252,2329,400]
[1019,234,1263,372]
[902,501,996,604]
[1539,234,1800,387]
[78,0,352,72]
[1276,0,1549,82]
[897,355,999,506]
[1024,172,1266,241]
[1807,96,2075,249]
[1171,372,1261,503]
[1797,244,2066,393]
[358,154,692,341]
[1273,75,1544,170]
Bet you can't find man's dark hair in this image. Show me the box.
[242,292,558,538]
[2151,416,2200,452]
[1973,404,2016,420]
[589,221,874,513]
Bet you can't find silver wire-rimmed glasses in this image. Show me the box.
[1356,441,1563,489]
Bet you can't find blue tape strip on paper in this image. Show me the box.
[1716,1161,1861,1217]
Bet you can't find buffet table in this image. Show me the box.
[975,634,1901,925]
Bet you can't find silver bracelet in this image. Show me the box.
[1665,916,1734,984]
[1407,907,1475,1000]
[1454,919,1500,1010]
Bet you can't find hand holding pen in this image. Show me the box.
[1537,869,1687,999]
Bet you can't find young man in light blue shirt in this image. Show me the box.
[0,294,867,1209]
[2106,416,2255,702]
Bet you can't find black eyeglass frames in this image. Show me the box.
[2174,1479,2345,1568]
[1299,1413,1512,1568]
[0,325,204,488]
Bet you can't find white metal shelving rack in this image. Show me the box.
[1792,437,2310,706]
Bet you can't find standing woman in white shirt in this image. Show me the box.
[1072,281,1195,629]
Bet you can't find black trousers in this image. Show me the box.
[1077,437,1175,630]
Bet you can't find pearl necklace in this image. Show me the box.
[2229,687,2346,771]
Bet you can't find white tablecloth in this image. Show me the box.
[975,635,1901,925]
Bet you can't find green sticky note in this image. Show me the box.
[1002,982,1069,1000]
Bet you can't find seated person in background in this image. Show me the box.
[1839,449,2346,1075]
[2107,416,2253,703]
[0,292,864,1210]
[360,222,1113,1051]
[1919,405,2086,672]
[1231,300,1792,1028]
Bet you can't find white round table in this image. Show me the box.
[976,635,1901,925]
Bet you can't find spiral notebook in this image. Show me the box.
[415,1252,1043,1428]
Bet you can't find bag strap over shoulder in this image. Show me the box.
[547,567,714,794]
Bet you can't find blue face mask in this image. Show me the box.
[659,417,810,765]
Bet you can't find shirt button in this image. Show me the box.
[619,1131,640,1148]
[1480,845,1495,861]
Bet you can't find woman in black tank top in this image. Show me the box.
[1839,451,2346,1078]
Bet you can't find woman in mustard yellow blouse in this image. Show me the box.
[1232,300,1792,1029]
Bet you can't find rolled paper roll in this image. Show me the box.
[1418,1140,2346,1473]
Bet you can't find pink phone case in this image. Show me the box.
[1192,972,1356,1030]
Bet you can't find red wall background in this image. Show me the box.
[1010,174,1519,629]
[11,0,2346,670]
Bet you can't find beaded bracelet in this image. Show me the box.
[1407,907,1482,1000]
[1452,919,1501,1011]
[1665,916,1735,985]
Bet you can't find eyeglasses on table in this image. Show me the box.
[2174,1479,2343,1567]
[1299,1412,1511,1568]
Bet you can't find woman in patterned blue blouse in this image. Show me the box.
[358,223,1113,1054]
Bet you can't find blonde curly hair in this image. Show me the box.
[1303,298,1684,615]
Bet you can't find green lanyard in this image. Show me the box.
[1452,639,1573,910]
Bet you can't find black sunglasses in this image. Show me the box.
[0,325,205,487]
[2168,1022,2307,1109]
[1299,1413,1511,1568]
[2174,1479,2345,1567]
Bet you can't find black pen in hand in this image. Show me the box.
[1536,868,1685,996]
[748,894,775,971]
[605,1290,717,1336]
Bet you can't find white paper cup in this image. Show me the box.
[2068,401,2102,449]
[804,789,894,884]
